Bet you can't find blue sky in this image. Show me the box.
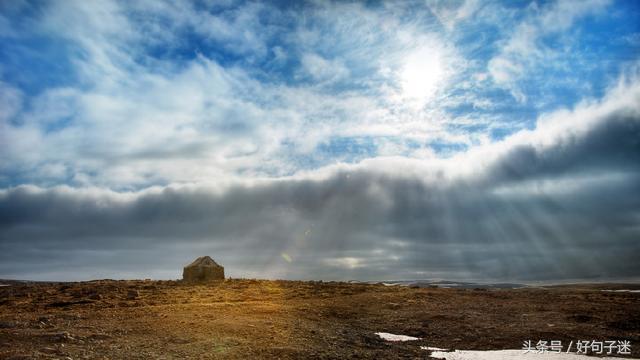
[0,0,639,281]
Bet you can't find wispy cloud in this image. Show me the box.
[488,0,612,102]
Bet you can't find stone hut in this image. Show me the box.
[182,256,225,282]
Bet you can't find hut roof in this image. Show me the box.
[185,256,222,268]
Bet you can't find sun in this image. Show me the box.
[399,48,445,102]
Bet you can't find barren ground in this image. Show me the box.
[0,279,639,359]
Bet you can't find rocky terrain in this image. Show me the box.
[0,279,638,359]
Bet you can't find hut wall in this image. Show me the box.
[182,265,225,282]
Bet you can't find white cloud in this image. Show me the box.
[299,52,350,83]
[0,82,22,123]
[427,0,481,31]
[488,0,611,102]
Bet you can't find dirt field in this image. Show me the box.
[0,279,638,359]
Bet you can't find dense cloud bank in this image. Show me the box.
[1,81,639,281]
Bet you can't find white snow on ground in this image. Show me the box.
[375,332,420,341]
[421,346,448,351]
[601,289,640,293]
[427,349,639,359]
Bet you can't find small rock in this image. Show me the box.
[51,331,75,342]
[127,290,139,299]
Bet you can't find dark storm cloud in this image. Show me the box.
[482,110,640,185]
[1,99,639,281]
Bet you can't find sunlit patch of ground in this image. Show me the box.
[0,279,638,359]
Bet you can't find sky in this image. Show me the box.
[0,0,639,282]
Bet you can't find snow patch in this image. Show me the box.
[421,346,448,351]
[375,332,420,341]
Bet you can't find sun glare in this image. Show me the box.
[399,48,445,102]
